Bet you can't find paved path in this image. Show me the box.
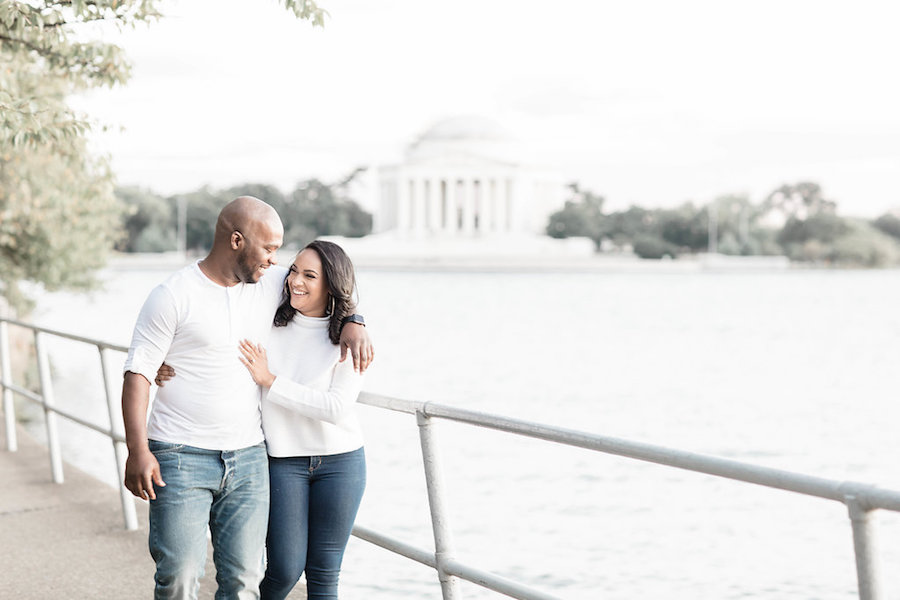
[0,421,305,599]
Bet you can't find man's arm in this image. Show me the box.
[121,282,178,500]
[122,371,165,500]
[339,321,374,373]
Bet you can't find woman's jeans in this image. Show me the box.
[259,447,366,600]
[148,440,270,600]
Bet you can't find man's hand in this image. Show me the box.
[155,363,175,387]
[124,446,165,501]
[121,371,163,500]
[339,322,374,373]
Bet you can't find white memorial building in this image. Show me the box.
[373,116,566,238]
[333,115,594,262]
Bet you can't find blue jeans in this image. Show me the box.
[259,447,366,600]
[148,441,270,600]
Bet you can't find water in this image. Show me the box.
[23,261,900,599]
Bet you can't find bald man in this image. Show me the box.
[121,197,372,599]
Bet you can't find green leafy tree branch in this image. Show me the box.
[0,0,326,313]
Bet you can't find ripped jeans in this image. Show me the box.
[148,440,269,600]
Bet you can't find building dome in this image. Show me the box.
[406,115,518,165]
[415,115,513,143]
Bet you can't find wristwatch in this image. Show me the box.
[340,314,366,331]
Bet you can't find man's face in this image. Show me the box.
[235,221,283,283]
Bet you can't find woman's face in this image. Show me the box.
[286,248,329,317]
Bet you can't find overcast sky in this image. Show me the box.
[74,0,900,216]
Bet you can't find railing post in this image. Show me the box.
[99,346,138,531]
[34,331,64,483]
[1,320,17,451]
[417,409,462,600]
[846,495,881,600]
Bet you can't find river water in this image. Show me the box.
[24,259,900,599]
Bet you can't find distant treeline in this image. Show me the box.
[119,177,900,269]
[547,181,900,267]
[118,178,373,253]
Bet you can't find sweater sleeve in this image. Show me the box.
[264,357,363,424]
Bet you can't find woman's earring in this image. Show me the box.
[328,295,335,316]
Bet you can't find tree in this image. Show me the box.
[116,186,177,252]
[762,181,837,225]
[872,213,900,241]
[829,220,899,267]
[603,206,654,248]
[704,194,783,256]
[0,143,122,310]
[545,183,606,249]
[0,1,325,312]
[0,1,162,311]
[632,234,677,259]
[657,203,707,251]
[286,179,372,247]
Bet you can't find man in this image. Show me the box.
[122,196,372,599]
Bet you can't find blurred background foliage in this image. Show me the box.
[547,181,900,266]
[117,176,373,254]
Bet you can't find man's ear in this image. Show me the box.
[230,231,243,250]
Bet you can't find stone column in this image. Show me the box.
[496,178,509,233]
[444,178,457,234]
[462,178,475,235]
[413,177,427,235]
[397,174,410,234]
[506,176,519,233]
[429,177,442,232]
[482,177,494,234]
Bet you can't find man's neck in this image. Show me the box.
[197,256,240,287]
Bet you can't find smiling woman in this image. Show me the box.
[273,240,358,344]
[232,239,367,600]
[285,249,329,317]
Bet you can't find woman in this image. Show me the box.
[246,240,366,600]
[157,240,367,600]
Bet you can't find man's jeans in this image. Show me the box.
[259,447,366,600]
[148,440,269,600]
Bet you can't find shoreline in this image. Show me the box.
[106,251,801,273]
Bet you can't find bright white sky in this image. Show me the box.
[74,0,900,216]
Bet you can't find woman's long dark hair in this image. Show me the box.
[273,240,357,344]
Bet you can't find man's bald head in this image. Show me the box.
[215,196,283,243]
[208,196,284,284]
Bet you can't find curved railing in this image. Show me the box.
[1,316,897,600]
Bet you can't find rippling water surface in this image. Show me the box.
[25,261,900,599]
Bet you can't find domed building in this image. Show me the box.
[373,116,566,238]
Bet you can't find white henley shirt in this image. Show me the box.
[123,262,285,450]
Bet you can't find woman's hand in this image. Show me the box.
[155,363,175,387]
[239,339,276,388]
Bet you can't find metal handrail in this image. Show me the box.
[1,317,895,599]
[352,392,895,599]
[360,394,900,511]
[0,318,138,530]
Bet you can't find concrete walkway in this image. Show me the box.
[0,422,305,599]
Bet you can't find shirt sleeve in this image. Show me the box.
[122,284,178,385]
[265,358,363,424]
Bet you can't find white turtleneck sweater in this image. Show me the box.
[261,312,364,457]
